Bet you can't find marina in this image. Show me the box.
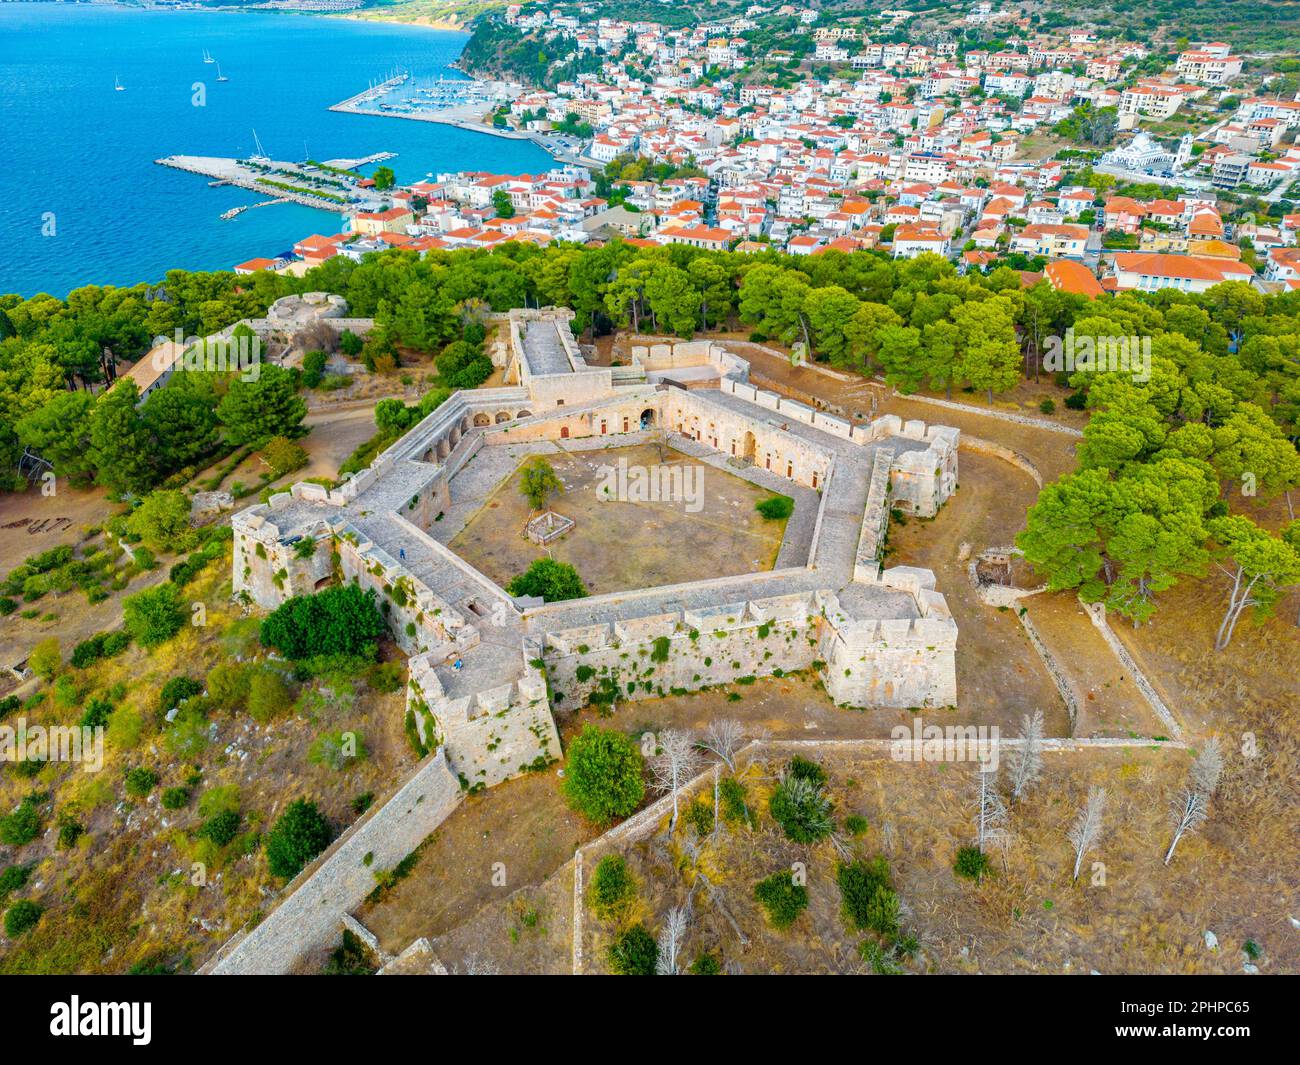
[154,153,392,215]
[329,74,600,167]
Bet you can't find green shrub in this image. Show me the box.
[324,928,378,975]
[562,726,644,825]
[0,863,33,900]
[4,899,43,937]
[367,662,404,693]
[79,697,114,730]
[1038,398,1056,415]
[953,846,990,881]
[28,637,61,680]
[689,952,721,975]
[57,814,84,848]
[71,631,130,669]
[787,755,827,786]
[755,494,794,520]
[507,558,587,602]
[198,809,241,846]
[206,662,251,710]
[769,775,833,843]
[265,800,332,879]
[754,871,809,929]
[838,857,899,936]
[124,767,159,798]
[159,676,203,714]
[123,582,187,648]
[684,800,714,837]
[161,787,191,810]
[0,796,43,846]
[260,584,385,661]
[607,923,658,975]
[247,667,293,722]
[719,776,754,827]
[589,854,636,920]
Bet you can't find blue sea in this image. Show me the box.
[0,4,552,297]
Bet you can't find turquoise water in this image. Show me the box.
[0,5,552,297]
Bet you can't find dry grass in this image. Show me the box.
[0,552,415,974]
[580,746,1296,975]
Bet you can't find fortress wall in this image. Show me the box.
[853,447,894,582]
[232,508,335,609]
[204,751,462,975]
[542,593,820,711]
[663,390,834,490]
[407,654,561,791]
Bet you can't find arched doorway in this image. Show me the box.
[640,408,655,429]
[494,411,511,424]
[560,425,570,439]
[742,431,757,463]
[473,413,491,427]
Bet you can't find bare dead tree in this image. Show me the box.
[655,906,690,975]
[1068,786,1108,882]
[973,765,1009,853]
[1191,737,1225,795]
[1166,739,1225,865]
[699,718,754,771]
[293,319,339,355]
[1007,710,1045,802]
[650,729,702,831]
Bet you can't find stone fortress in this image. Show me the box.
[232,309,961,793]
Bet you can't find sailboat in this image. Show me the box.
[203,49,214,64]
[250,128,270,165]
[114,75,124,92]
[216,61,229,83]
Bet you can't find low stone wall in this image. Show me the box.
[895,392,1084,437]
[959,434,1043,488]
[203,751,462,975]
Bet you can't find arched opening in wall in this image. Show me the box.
[560,425,570,439]
[448,426,461,448]
[742,431,757,463]
[640,408,655,429]
[516,410,531,419]
[494,411,512,424]
[436,438,451,460]
[314,576,331,591]
[473,413,491,427]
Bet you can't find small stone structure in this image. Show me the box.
[525,509,574,545]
